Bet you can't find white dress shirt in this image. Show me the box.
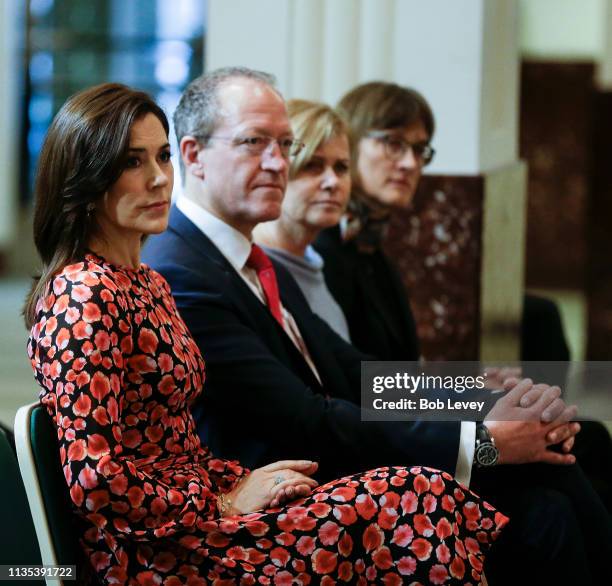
[176,196,321,382]
[176,195,474,485]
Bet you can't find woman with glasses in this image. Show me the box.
[25,82,509,584]
[314,81,434,361]
[253,99,353,341]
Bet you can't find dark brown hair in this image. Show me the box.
[23,82,169,329]
[337,81,435,190]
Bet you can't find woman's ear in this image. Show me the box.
[180,136,205,180]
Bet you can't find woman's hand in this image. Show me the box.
[223,460,319,516]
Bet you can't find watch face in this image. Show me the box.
[476,444,499,467]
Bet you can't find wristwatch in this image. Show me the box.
[474,423,499,467]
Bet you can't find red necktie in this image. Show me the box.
[246,244,284,327]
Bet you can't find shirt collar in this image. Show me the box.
[176,195,252,272]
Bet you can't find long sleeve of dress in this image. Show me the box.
[28,263,245,543]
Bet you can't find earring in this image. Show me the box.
[86,202,95,218]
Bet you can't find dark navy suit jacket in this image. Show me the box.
[142,206,460,480]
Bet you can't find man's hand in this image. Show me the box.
[501,377,570,422]
[485,378,579,466]
[503,376,580,451]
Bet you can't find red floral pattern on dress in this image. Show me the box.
[28,253,509,584]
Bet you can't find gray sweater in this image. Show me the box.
[263,245,351,343]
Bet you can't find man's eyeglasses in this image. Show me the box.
[203,134,305,159]
[366,130,435,166]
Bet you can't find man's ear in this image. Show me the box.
[180,136,205,180]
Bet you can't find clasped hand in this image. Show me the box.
[223,460,319,516]
[485,378,580,466]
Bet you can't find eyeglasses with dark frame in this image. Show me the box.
[201,134,305,159]
[366,130,435,166]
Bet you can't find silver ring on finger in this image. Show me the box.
[273,475,285,486]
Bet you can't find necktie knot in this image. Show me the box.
[246,243,273,272]
[246,244,284,327]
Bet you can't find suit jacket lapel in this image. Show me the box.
[167,206,325,392]
[167,206,232,273]
[277,287,341,396]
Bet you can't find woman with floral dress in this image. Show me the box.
[24,82,508,585]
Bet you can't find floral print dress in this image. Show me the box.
[28,254,508,585]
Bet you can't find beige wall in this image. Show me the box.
[207,0,520,176]
[519,0,605,60]
[518,0,612,87]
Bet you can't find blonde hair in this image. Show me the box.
[287,99,350,179]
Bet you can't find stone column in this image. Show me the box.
[358,0,394,81]
[516,0,612,360]
[587,0,612,359]
[384,0,525,361]
[320,0,359,104]
[291,0,324,101]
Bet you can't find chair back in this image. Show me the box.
[0,423,42,585]
[15,403,81,584]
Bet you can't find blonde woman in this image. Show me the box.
[254,99,352,341]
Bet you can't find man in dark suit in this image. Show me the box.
[143,67,611,584]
